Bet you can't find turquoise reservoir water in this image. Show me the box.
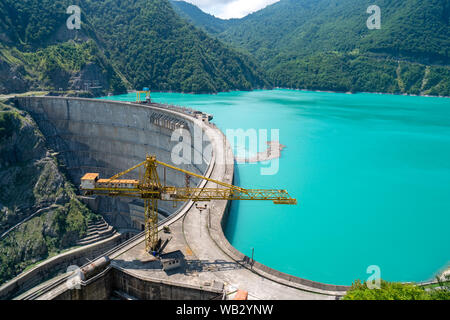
[100,89,450,285]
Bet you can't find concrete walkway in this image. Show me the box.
[110,207,333,300]
[182,205,333,300]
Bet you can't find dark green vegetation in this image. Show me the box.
[0,0,267,94]
[84,0,267,93]
[0,0,127,95]
[170,0,238,34]
[173,0,450,96]
[0,112,17,142]
[1,0,448,95]
[343,278,450,300]
[0,101,98,285]
[0,40,127,95]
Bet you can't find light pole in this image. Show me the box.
[195,203,208,238]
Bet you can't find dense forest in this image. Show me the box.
[172,0,450,96]
[0,0,127,95]
[82,0,267,93]
[0,0,267,95]
[1,0,448,96]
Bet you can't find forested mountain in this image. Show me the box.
[0,0,268,95]
[173,0,450,96]
[0,0,127,95]
[0,0,448,96]
[170,0,239,34]
[218,0,449,63]
[83,0,267,93]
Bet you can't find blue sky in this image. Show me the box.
[183,0,280,19]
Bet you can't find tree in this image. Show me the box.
[343,279,450,300]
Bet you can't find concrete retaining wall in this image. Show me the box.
[53,267,222,300]
[53,268,114,300]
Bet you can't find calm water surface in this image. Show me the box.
[101,89,450,285]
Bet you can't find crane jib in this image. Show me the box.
[80,155,297,252]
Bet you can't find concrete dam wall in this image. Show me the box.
[15,97,212,230]
[12,96,348,299]
[51,267,223,300]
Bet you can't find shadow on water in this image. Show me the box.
[223,163,241,243]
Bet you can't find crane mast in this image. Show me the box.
[81,155,297,253]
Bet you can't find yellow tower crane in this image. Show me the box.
[136,88,151,103]
[80,155,297,253]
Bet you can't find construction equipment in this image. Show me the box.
[80,155,297,253]
[136,88,151,103]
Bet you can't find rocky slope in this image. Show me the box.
[0,39,128,96]
[0,101,98,285]
[0,0,127,96]
[0,59,30,94]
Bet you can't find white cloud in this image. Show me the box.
[183,0,280,19]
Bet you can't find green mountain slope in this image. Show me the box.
[220,0,449,63]
[0,40,128,95]
[83,0,267,93]
[175,0,450,96]
[0,0,127,95]
[170,0,238,34]
[0,0,268,95]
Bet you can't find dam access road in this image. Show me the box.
[4,96,347,300]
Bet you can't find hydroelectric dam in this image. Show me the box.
[0,97,349,300]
